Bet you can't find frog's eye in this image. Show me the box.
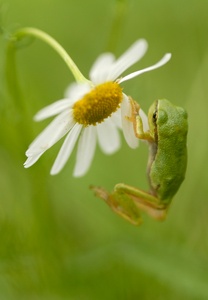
[152,111,157,125]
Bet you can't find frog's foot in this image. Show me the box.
[90,185,142,226]
[124,97,140,123]
[129,96,141,116]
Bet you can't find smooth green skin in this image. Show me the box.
[92,98,188,225]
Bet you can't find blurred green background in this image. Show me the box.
[1,0,208,299]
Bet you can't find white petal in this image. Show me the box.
[24,152,43,168]
[73,126,97,177]
[89,53,115,84]
[119,53,172,83]
[50,123,82,175]
[64,82,91,100]
[26,110,74,156]
[34,99,73,121]
[97,118,121,154]
[35,82,92,122]
[110,109,122,129]
[106,39,148,81]
[121,95,139,149]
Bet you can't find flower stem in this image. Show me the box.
[11,27,90,84]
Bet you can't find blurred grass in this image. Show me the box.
[1,0,208,299]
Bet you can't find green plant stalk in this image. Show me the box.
[11,27,91,84]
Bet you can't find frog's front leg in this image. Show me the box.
[128,97,154,142]
[91,183,167,225]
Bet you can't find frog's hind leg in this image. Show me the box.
[114,183,167,221]
[91,183,167,225]
[90,185,143,226]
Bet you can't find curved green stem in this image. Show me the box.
[11,27,90,84]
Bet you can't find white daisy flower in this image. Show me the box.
[24,39,171,177]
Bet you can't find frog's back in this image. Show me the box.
[150,99,188,203]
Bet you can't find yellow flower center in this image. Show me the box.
[73,82,123,126]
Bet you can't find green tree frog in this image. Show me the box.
[91,98,188,225]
